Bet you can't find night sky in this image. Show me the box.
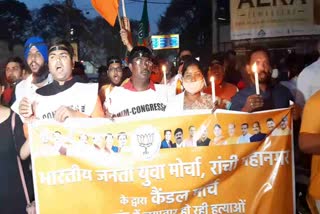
[21,0,169,34]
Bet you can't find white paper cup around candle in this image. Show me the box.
[210,76,216,103]
[252,62,260,95]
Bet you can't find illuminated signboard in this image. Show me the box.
[151,34,179,50]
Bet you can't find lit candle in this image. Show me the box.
[161,65,167,85]
[210,76,216,103]
[252,62,260,95]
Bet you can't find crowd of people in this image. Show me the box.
[1,23,320,212]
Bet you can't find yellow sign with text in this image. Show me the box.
[230,0,320,40]
[30,109,294,213]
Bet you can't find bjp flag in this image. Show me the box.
[91,0,119,27]
[137,0,150,46]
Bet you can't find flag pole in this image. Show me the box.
[117,14,123,29]
[121,0,127,17]
[117,3,127,60]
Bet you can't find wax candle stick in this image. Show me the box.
[252,62,260,95]
[162,65,167,85]
[210,76,216,103]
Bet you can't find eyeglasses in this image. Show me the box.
[108,67,122,73]
[132,58,153,67]
[183,72,203,82]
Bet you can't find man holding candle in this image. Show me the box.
[203,54,238,109]
[230,47,294,113]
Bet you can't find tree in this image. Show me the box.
[0,0,32,50]
[31,2,141,66]
[0,0,141,66]
[80,17,140,66]
[157,0,212,63]
[32,3,90,40]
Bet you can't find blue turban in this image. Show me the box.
[24,37,48,63]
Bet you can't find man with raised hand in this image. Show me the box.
[12,36,53,121]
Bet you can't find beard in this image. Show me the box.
[29,63,49,84]
[6,75,18,84]
[254,70,271,84]
[259,73,271,84]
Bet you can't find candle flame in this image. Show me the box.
[252,62,257,73]
[161,65,166,73]
[210,76,215,82]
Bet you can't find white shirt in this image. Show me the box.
[296,58,320,107]
[105,84,169,120]
[238,133,252,144]
[176,141,185,148]
[33,83,98,120]
[11,74,53,120]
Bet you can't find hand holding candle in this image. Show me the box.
[210,76,216,103]
[252,62,260,95]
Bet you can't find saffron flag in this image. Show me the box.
[138,0,150,46]
[91,0,119,27]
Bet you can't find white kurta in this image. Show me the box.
[11,74,53,120]
[33,83,98,120]
[296,58,320,107]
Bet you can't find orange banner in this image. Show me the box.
[29,109,294,213]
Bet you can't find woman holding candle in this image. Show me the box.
[166,58,214,112]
